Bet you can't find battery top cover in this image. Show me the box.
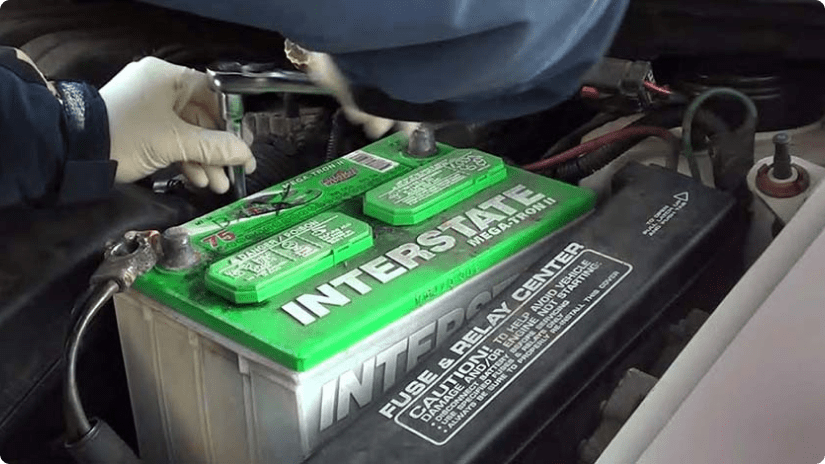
[134,134,595,371]
[364,150,508,226]
[206,212,374,304]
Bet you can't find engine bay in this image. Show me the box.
[2,0,825,463]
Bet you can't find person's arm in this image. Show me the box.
[0,47,113,208]
[0,50,255,209]
[139,0,630,122]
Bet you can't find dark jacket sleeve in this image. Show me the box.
[0,47,115,208]
[139,0,629,122]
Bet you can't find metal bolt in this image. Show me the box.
[772,133,793,180]
[159,226,200,271]
[406,124,438,158]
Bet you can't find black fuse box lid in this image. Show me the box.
[307,163,738,464]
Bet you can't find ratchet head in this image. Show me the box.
[205,61,328,200]
[206,61,328,96]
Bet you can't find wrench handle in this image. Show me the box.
[221,93,247,200]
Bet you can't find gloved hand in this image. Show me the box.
[100,57,256,193]
[285,40,416,139]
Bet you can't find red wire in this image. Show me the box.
[523,126,679,172]
[580,86,601,99]
[643,80,674,96]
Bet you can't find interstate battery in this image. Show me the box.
[113,132,595,464]
[306,163,738,464]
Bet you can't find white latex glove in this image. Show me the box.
[285,40,417,139]
[100,57,256,193]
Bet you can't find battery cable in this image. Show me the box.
[63,231,161,464]
[64,281,121,441]
[522,125,680,172]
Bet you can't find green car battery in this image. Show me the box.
[113,132,595,464]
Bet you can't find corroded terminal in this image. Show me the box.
[406,124,438,158]
[159,226,200,271]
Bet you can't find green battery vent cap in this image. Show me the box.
[205,212,373,304]
[364,149,507,225]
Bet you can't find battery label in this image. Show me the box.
[364,150,507,226]
[214,213,370,281]
[344,151,399,173]
[206,213,374,304]
[392,248,632,445]
[377,152,494,208]
[642,191,690,237]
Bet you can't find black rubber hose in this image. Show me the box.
[552,107,730,182]
[63,281,120,442]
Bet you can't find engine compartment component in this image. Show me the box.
[578,367,659,464]
[113,133,594,464]
[600,157,825,464]
[6,1,825,463]
[306,162,738,464]
[750,156,825,224]
[63,279,140,464]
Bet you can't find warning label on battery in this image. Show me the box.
[378,152,491,207]
[393,249,631,445]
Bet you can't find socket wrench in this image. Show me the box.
[207,62,330,199]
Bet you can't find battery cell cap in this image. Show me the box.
[364,149,507,225]
[205,212,373,304]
